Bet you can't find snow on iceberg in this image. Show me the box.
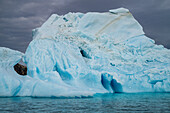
[0,8,170,97]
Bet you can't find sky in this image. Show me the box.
[0,0,170,52]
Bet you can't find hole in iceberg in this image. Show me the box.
[145,59,153,63]
[110,63,115,66]
[53,64,73,82]
[63,17,68,22]
[101,73,123,93]
[110,79,123,93]
[101,73,112,92]
[79,48,91,59]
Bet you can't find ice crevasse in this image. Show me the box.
[0,8,170,97]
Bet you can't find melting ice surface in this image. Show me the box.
[0,8,170,97]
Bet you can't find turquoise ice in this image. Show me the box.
[0,8,170,97]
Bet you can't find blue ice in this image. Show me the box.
[0,8,170,97]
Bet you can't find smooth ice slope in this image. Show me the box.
[0,8,170,97]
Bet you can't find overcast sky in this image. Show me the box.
[0,0,170,52]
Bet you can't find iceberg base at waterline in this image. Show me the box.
[0,8,170,97]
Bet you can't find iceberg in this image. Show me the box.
[0,8,170,97]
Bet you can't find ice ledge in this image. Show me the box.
[0,47,24,67]
[109,8,129,14]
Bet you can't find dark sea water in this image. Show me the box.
[0,93,170,113]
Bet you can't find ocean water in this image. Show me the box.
[0,93,170,113]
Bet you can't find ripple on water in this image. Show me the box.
[0,93,170,113]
